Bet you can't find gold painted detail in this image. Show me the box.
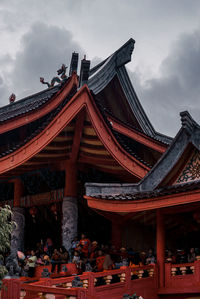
[176,150,200,184]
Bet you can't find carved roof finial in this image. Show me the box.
[9,93,16,104]
[180,111,196,134]
[40,64,68,89]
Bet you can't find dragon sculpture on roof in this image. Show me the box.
[40,64,68,88]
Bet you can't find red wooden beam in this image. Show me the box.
[69,109,86,163]
[78,155,115,165]
[0,86,149,178]
[84,188,200,213]
[107,116,167,153]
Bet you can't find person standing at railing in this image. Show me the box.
[96,250,106,272]
[90,241,98,259]
[188,248,196,263]
[165,250,176,263]
[59,246,69,264]
[146,249,156,265]
[103,249,114,270]
[27,250,37,277]
[51,248,62,273]
[78,233,91,258]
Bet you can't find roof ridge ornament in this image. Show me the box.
[115,38,135,68]
[79,55,90,86]
[180,111,198,134]
[40,64,68,88]
[9,93,16,104]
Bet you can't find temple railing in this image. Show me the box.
[2,264,157,299]
[164,260,200,289]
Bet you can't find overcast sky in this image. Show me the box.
[0,0,200,136]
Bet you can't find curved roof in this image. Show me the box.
[0,73,79,134]
[85,111,200,212]
[0,85,150,180]
[0,39,172,183]
[88,38,172,144]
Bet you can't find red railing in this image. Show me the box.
[160,260,200,295]
[2,264,157,299]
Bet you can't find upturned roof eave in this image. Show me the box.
[0,73,79,134]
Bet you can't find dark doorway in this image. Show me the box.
[24,203,62,250]
[78,197,111,245]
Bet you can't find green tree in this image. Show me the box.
[0,205,15,287]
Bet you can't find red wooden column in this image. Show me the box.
[156,209,165,288]
[62,162,78,251]
[13,178,23,207]
[11,178,25,252]
[111,220,123,250]
[64,162,77,198]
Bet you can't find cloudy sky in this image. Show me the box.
[0,0,200,136]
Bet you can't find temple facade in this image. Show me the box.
[1,38,200,298]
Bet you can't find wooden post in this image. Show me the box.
[87,272,95,297]
[11,178,25,252]
[13,178,23,207]
[125,266,131,294]
[62,162,78,251]
[156,209,165,288]
[194,260,200,283]
[64,162,77,197]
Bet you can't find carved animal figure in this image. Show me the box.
[40,64,68,88]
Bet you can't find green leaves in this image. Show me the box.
[0,205,15,284]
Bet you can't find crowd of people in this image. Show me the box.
[9,234,200,278]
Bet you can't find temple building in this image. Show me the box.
[1,38,200,298]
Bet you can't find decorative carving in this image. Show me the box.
[11,207,25,253]
[20,188,64,208]
[40,64,68,88]
[9,93,16,104]
[176,150,200,184]
[62,197,78,251]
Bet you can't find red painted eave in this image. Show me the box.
[0,73,79,134]
[0,85,149,178]
[107,115,168,154]
[84,188,200,213]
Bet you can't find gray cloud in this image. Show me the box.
[0,1,200,138]
[12,22,84,97]
[0,22,84,103]
[0,76,9,106]
[130,29,200,137]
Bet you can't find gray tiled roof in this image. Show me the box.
[0,85,60,122]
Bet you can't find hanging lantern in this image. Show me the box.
[29,206,37,223]
[50,203,58,220]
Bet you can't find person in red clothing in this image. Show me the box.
[90,241,98,260]
[96,250,105,272]
[79,234,91,257]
